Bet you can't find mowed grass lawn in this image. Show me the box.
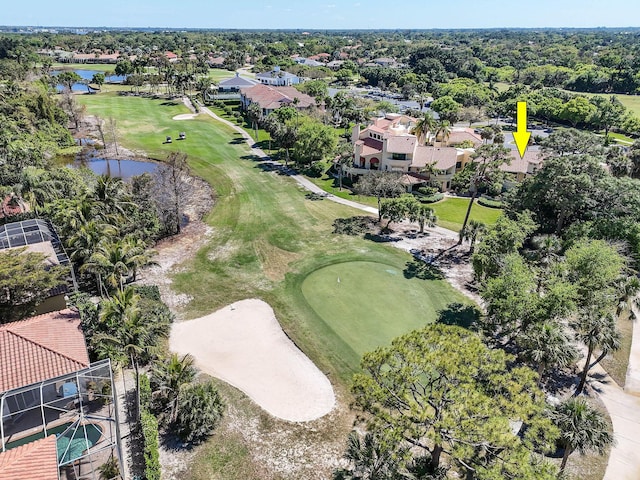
[77,92,472,381]
[300,261,465,363]
[430,197,502,232]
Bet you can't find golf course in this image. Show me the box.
[75,91,476,478]
[77,92,474,377]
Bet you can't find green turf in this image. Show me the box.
[429,197,502,232]
[300,261,462,358]
[77,92,473,380]
[51,62,117,72]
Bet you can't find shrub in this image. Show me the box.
[302,162,324,178]
[417,186,438,197]
[333,216,376,235]
[140,409,161,480]
[139,373,152,410]
[477,196,503,209]
[175,381,225,444]
[132,285,161,302]
[419,193,444,203]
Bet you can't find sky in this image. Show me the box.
[4,0,640,30]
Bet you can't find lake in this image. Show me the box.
[52,69,127,92]
[68,158,158,180]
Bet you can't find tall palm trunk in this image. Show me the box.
[459,192,478,244]
[560,446,573,472]
[132,354,141,422]
[576,342,594,395]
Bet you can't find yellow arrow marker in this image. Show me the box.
[512,101,531,159]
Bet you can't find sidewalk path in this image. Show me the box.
[195,102,640,480]
[198,104,457,241]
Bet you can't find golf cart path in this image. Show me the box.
[198,104,457,240]
[197,102,640,478]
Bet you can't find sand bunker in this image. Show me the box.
[172,113,199,120]
[169,299,335,422]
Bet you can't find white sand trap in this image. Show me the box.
[170,299,335,422]
[172,113,199,120]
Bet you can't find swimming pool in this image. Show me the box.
[57,423,103,464]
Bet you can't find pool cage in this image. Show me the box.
[0,359,124,480]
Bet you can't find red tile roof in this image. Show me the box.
[447,129,483,147]
[241,84,315,111]
[360,137,383,156]
[499,149,545,174]
[0,195,24,219]
[0,309,89,392]
[0,435,58,480]
[386,136,416,154]
[412,146,460,170]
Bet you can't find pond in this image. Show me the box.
[52,69,127,92]
[68,158,158,180]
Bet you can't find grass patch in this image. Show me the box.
[601,313,633,387]
[51,62,117,72]
[430,197,503,232]
[299,260,465,361]
[309,174,379,208]
[78,92,477,475]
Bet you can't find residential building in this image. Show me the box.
[216,73,258,92]
[347,115,542,191]
[293,57,324,67]
[240,84,315,117]
[255,66,300,86]
[348,115,474,191]
[0,309,124,480]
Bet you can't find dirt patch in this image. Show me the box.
[137,220,213,315]
[253,240,302,281]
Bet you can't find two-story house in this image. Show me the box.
[255,66,300,86]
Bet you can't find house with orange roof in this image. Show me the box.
[349,114,474,191]
[0,435,58,480]
[0,309,123,480]
[347,115,542,191]
[240,84,316,117]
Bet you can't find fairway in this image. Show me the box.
[78,92,473,380]
[301,261,459,358]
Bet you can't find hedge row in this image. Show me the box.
[139,374,161,480]
[477,197,503,209]
[418,193,444,204]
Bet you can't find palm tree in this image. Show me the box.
[408,202,436,234]
[93,175,131,215]
[68,220,117,266]
[175,381,224,443]
[333,431,405,480]
[615,275,640,320]
[82,241,132,294]
[410,112,436,145]
[458,144,511,240]
[551,397,614,472]
[122,236,157,282]
[434,120,451,147]
[520,321,579,383]
[459,219,486,253]
[151,353,197,423]
[574,312,621,395]
[94,288,166,421]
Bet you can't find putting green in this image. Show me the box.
[301,260,459,358]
